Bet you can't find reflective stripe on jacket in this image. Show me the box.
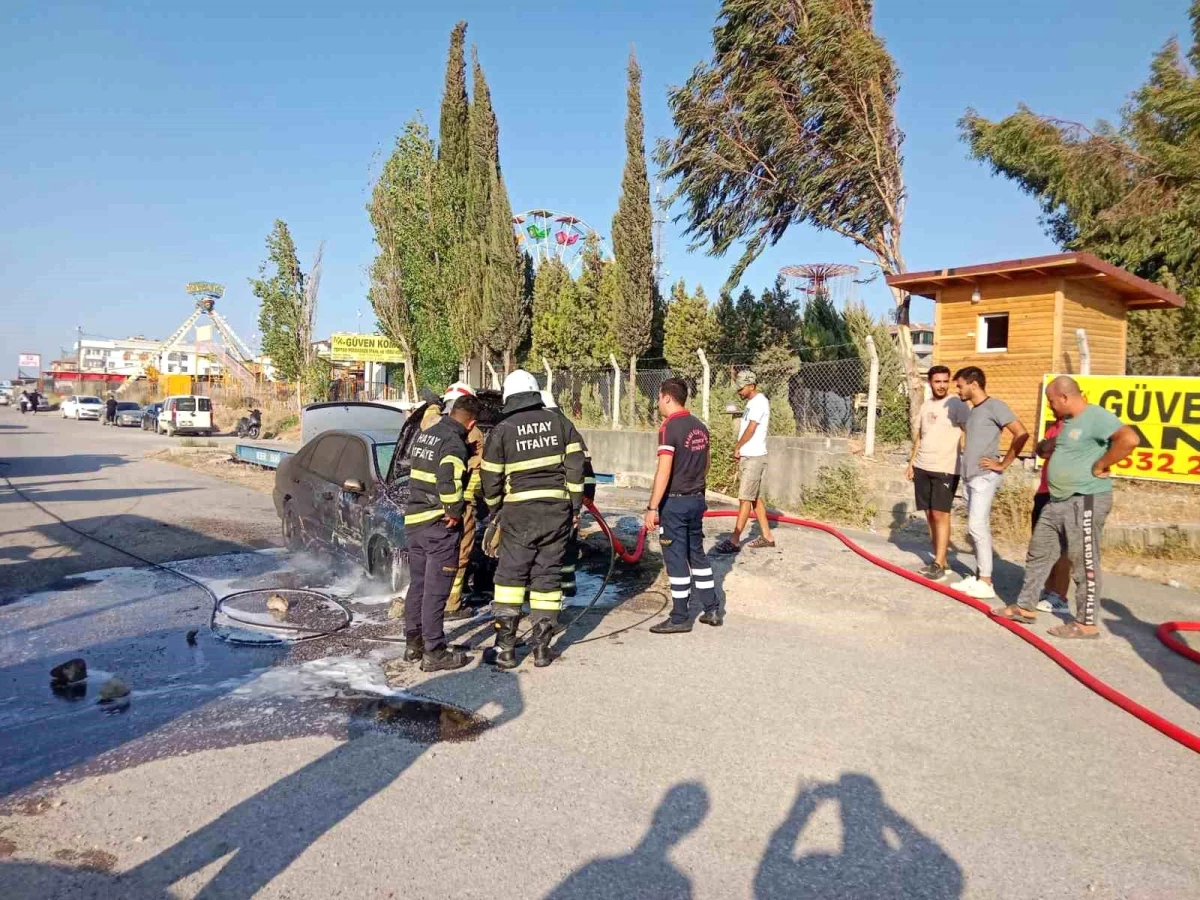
[405,415,470,527]
[481,392,587,515]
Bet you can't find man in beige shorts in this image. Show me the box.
[714,370,775,553]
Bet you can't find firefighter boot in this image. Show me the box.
[492,617,520,670]
[531,619,556,668]
[403,635,424,662]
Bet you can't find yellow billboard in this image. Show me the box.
[330,333,405,364]
[1040,374,1200,485]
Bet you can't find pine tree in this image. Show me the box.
[664,280,716,378]
[610,49,655,422]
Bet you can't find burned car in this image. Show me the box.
[272,394,503,597]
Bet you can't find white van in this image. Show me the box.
[158,395,214,436]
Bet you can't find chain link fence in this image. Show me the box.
[546,352,904,444]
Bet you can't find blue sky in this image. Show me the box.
[2,0,1192,373]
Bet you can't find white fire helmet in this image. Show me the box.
[442,381,475,410]
[502,369,540,402]
[540,390,558,409]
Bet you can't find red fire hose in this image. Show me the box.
[583,499,1200,755]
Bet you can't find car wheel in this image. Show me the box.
[369,539,393,587]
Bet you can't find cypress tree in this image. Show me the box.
[457,48,497,367]
[483,167,525,372]
[437,22,469,189]
[610,49,654,422]
[531,258,571,361]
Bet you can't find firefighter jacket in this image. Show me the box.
[404,415,470,528]
[481,392,587,519]
[422,410,485,502]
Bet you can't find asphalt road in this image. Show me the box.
[1,412,1198,899]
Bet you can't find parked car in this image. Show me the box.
[273,429,407,591]
[141,402,163,432]
[0,393,9,407]
[157,395,213,436]
[108,402,143,427]
[62,395,103,420]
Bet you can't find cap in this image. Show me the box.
[734,370,757,389]
[502,369,540,402]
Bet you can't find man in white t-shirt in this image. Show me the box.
[905,365,968,582]
[714,370,775,553]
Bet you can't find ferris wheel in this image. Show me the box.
[512,209,604,276]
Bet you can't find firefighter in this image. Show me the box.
[402,392,482,671]
[481,370,587,669]
[420,382,486,621]
[540,391,596,599]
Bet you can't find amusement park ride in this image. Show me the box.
[512,210,604,276]
[779,263,860,307]
[117,282,258,394]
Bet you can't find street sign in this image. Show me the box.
[17,353,41,369]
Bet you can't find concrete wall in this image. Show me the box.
[580,428,850,508]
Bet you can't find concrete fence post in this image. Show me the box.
[609,353,622,429]
[1075,329,1091,375]
[865,335,879,460]
[542,356,554,395]
[696,347,711,422]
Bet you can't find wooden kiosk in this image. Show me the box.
[886,252,1184,439]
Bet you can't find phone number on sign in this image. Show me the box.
[1112,450,1200,477]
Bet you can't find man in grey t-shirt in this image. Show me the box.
[952,366,1029,599]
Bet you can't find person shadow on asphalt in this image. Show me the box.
[754,774,963,900]
[542,781,708,900]
[112,667,523,900]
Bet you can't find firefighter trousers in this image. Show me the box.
[405,521,462,651]
[493,502,572,624]
[445,499,477,612]
[561,528,580,597]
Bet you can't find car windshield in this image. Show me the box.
[79,397,102,405]
[373,442,397,477]
[117,402,140,411]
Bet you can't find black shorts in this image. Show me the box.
[1031,492,1051,529]
[913,468,959,513]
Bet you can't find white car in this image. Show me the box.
[62,395,104,420]
[0,393,9,407]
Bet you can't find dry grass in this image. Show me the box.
[150,448,276,495]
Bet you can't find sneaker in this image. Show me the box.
[917,562,944,580]
[1036,591,1069,614]
[960,579,998,600]
[955,575,978,591]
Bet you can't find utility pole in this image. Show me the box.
[651,180,669,286]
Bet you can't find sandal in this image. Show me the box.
[712,538,741,554]
[1048,621,1100,640]
[745,537,776,549]
[991,604,1037,625]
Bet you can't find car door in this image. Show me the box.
[331,436,372,560]
[304,434,348,547]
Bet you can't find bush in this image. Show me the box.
[794,462,877,529]
[579,383,607,428]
